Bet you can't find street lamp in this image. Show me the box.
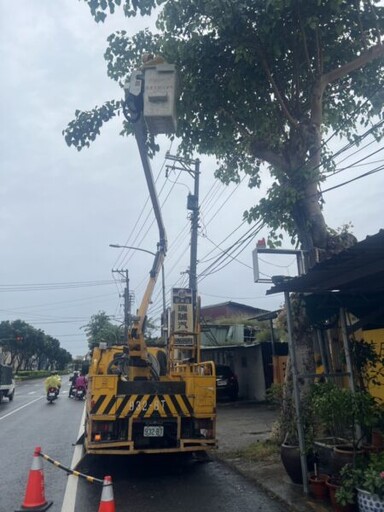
[109,244,156,256]
[109,243,167,343]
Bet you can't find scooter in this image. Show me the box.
[74,386,86,400]
[68,385,76,399]
[47,386,59,404]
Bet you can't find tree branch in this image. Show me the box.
[311,42,384,129]
[257,47,299,128]
[321,42,384,90]
[296,0,313,76]
[249,138,288,171]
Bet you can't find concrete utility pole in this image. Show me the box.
[165,153,200,294]
[112,269,130,339]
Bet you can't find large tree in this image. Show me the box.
[65,0,384,259]
[82,311,123,350]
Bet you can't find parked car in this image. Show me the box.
[215,364,239,401]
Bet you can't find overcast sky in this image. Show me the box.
[1,1,383,357]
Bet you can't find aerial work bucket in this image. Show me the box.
[143,62,178,135]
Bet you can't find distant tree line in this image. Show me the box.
[0,319,72,372]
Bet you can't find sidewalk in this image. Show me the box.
[214,401,333,512]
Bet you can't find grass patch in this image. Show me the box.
[223,440,280,461]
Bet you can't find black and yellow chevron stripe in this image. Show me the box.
[91,394,194,418]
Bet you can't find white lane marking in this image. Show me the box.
[0,395,45,421]
[28,391,37,395]
[61,406,85,512]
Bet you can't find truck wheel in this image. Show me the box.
[0,392,3,404]
[8,389,14,401]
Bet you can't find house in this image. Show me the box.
[200,301,269,346]
[200,301,288,401]
[267,229,384,399]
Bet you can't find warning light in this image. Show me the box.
[94,434,101,442]
[256,238,266,248]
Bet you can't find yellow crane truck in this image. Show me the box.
[83,58,217,457]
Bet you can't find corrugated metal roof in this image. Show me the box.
[267,230,384,295]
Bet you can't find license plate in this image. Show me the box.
[217,380,227,387]
[143,426,164,437]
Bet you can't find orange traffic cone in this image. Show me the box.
[15,446,53,512]
[98,475,116,512]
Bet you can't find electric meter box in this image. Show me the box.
[143,63,178,135]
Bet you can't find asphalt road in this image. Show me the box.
[75,453,286,512]
[0,376,84,512]
[0,380,285,512]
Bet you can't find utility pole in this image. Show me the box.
[112,269,130,340]
[165,153,200,295]
[165,154,200,361]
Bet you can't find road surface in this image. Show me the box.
[0,379,285,512]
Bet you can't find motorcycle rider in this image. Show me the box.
[75,372,87,394]
[45,371,60,395]
[68,370,79,398]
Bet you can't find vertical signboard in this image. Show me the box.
[171,288,194,346]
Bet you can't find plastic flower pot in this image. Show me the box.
[309,473,328,500]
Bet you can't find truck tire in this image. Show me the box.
[7,389,14,401]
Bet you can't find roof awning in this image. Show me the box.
[266,230,384,329]
[267,230,384,295]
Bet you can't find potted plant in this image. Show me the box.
[311,382,377,474]
[267,383,315,484]
[311,381,351,473]
[336,452,384,512]
[326,472,357,512]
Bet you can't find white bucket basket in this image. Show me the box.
[143,63,178,135]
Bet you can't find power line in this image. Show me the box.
[319,164,384,196]
[0,292,118,311]
[198,221,264,281]
[0,280,115,292]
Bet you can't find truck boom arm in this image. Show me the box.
[123,68,168,367]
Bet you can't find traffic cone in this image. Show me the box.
[15,446,53,512]
[98,475,116,512]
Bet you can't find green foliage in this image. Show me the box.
[349,337,384,392]
[63,100,121,151]
[311,382,378,446]
[81,0,157,23]
[0,320,72,371]
[68,0,384,249]
[361,455,384,498]
[336,453,384,504]
[334,464,358,506]
[82,311,123,350]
